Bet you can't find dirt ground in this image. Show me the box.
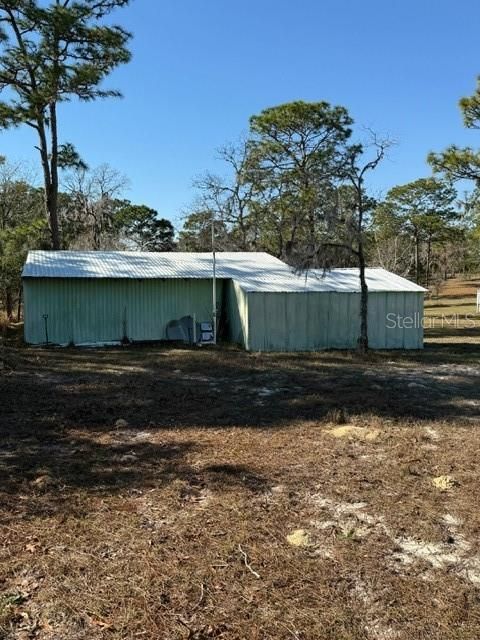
[1,280,480,639]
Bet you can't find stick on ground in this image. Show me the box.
[238,544,261,579]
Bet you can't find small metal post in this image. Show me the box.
[42,314,49,345]
[192,313,197,345]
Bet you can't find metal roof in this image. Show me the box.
[22,250,286,280]
[22,251,426,293]
[296,268,427,293]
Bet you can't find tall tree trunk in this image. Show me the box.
[5,288,13,321]
[49,102,60,249]
[285,217,299,262]
[356,183,368,354]
[276,221,284,259]
[303,172,316,257]
[250,211,258,250]
[46,183,60,249]
[37,116,60,250]
[237,201,249,250]
[425,236,432,288]
[414,228,420,284]
[357,242,369,353]
[16,287,22,322]
[6,6,59,247]
[307,203,316,254]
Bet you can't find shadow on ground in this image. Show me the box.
[1,337,479,498]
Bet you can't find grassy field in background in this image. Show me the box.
[0,278,479,639]
[424,275,480,343]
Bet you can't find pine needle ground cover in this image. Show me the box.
[1,289,480,639]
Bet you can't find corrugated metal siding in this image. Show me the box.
[23,277,424,351]
[246,290,424,351]
[24,278,223,345]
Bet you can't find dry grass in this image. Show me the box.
[1,279,480,639]
[424,276,480,344]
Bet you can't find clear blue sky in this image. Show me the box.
[1,0,480,230]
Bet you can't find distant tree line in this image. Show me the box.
[179,100,394,350]
[0,1,179,324]
[179,96,480,293]
[0,0,133,250]
[2,1,480,350]
[0,159,175,321]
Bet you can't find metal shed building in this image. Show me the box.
[22,251,426,350]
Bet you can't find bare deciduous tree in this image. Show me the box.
[342,136,391,352]
[64,165,129,250]
[193,140,256,250]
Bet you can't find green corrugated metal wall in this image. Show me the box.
[245,290,424,351]
[23,278,224,345]
[23,277,424,350]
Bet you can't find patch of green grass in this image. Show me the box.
[425,296,479,317]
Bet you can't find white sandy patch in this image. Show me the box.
[442,513,463,527]
[393,536,480,583]
[352,579,400,640]
[308,492,480,585]
[392,538,462,568]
